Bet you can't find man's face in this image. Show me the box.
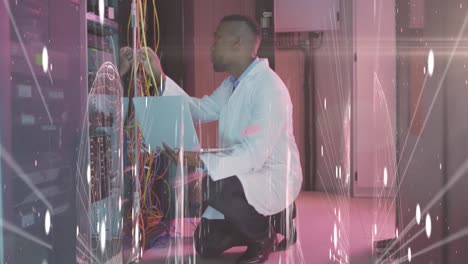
[211,22,237,72]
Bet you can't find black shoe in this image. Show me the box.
[273,223,297,252]
[237,231,277,264]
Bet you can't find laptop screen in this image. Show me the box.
[132,96,201,152]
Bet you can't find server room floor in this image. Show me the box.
[139,192,395,264]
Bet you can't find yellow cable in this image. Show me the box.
[126,0,161,96]
[152,0,160,52]
[127,13,131,46]
[152,2,156,51]
[138,0,159,96]
[126,0,162,96]
[142,67,150,95]
[128,64,135,97]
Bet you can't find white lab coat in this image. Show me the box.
[163,59,302,216]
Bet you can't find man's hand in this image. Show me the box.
[162,143,204,168]
[119,46,133,77]
[137,47,166,83]
[182,151,204,168]
[162,142,178,163]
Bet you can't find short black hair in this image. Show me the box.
[221,14,261,39]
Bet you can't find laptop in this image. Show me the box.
[132,96,201,152]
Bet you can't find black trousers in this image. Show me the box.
[194,175,269,257]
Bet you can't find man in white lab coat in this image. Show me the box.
[127,15,303,263]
